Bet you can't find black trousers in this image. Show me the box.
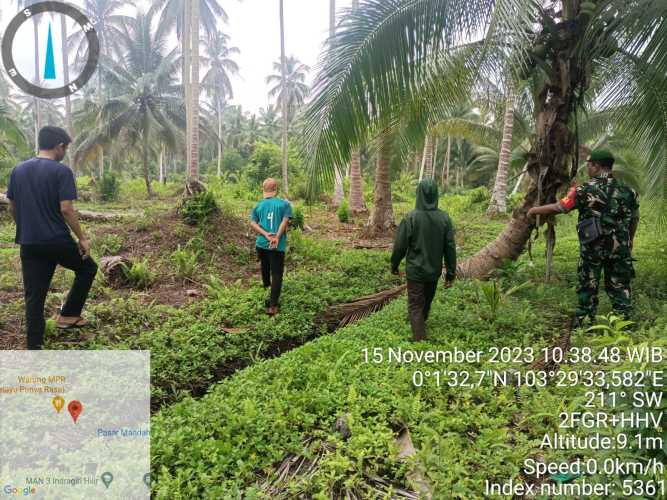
[257,247,285,307]
[20,242,98,350]
[407,280,438,341]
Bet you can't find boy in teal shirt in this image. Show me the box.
[250,178,292,315]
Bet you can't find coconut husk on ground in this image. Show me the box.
[99,255,133,287]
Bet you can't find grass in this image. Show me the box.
[1,186,665,498]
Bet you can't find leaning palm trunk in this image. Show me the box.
[367,131,394,235]
[459,61,575,278]
[349,149,366,213]
[487,90,515,215]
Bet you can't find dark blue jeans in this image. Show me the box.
[20,242,98,349]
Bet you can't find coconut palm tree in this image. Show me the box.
[347,0,366,214]
[156,0,228,41]
[0,101,29,156]
[302,0,667,277]
[156,0,230,187]
[12,92,64,149]
[278,0,289,194]
[330,0,345,207]
[68,0,131,178]
[201,31,240,177]
[487,89,515,215]
[259,105,280,141]
[267,50,311,195]
[266,56,311,126]
[74,8,183,196]
[187,0,201,186]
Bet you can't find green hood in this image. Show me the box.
[415,179,439,210]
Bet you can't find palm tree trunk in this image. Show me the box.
[61,14,74,171]
[349,149,366,213]
[329,0,344,206]
[347,0,365,214]
[184,0,192,173]
[441,135,451,187]
[445,136,451,186]
[367,130,393,235]
[97,54,104,179]
[420,133,435,181]
[279,0,289,194]
[487,90,515,215]
[142,130,153,197]
[159,144,165,184]
[32,17,41,154]
[187,0,200,182]
[217,98,223,177]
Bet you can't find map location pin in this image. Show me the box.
[101,472,113,489]
[52,396,65,413]
[67,400,83,423]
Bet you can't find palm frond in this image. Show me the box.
[300,0,538,189]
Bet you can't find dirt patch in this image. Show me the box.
[1,209,259,350]
[92,209,258,296]
[303,210,395,250]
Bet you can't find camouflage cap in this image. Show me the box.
[588,149,615,164]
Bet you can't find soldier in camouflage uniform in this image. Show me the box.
[528,150,640,325]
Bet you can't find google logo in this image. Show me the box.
[2,485,37,496]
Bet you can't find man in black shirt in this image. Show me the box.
[6,126,98,349]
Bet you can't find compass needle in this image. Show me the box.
[44,23,56,80]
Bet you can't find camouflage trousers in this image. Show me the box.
[576,249,635,321]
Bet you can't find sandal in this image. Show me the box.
[55,317,90,330]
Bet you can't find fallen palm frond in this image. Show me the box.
[258,437,333,497]
[316,285,407,331]
[257,436,421,499]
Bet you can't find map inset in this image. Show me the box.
[0,351,150,499]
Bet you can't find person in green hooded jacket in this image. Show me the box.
[391,179,457,341]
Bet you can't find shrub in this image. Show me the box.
[290,206,305,230]
[468,186,490,204]
[134,211,157,232]
[185,235,206,255]
[121,260,154,289]
[181,191,219,226]
[97,233,123,256]
[171,246,200,279]
[98,173,120,202]
[337,202,350,223]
